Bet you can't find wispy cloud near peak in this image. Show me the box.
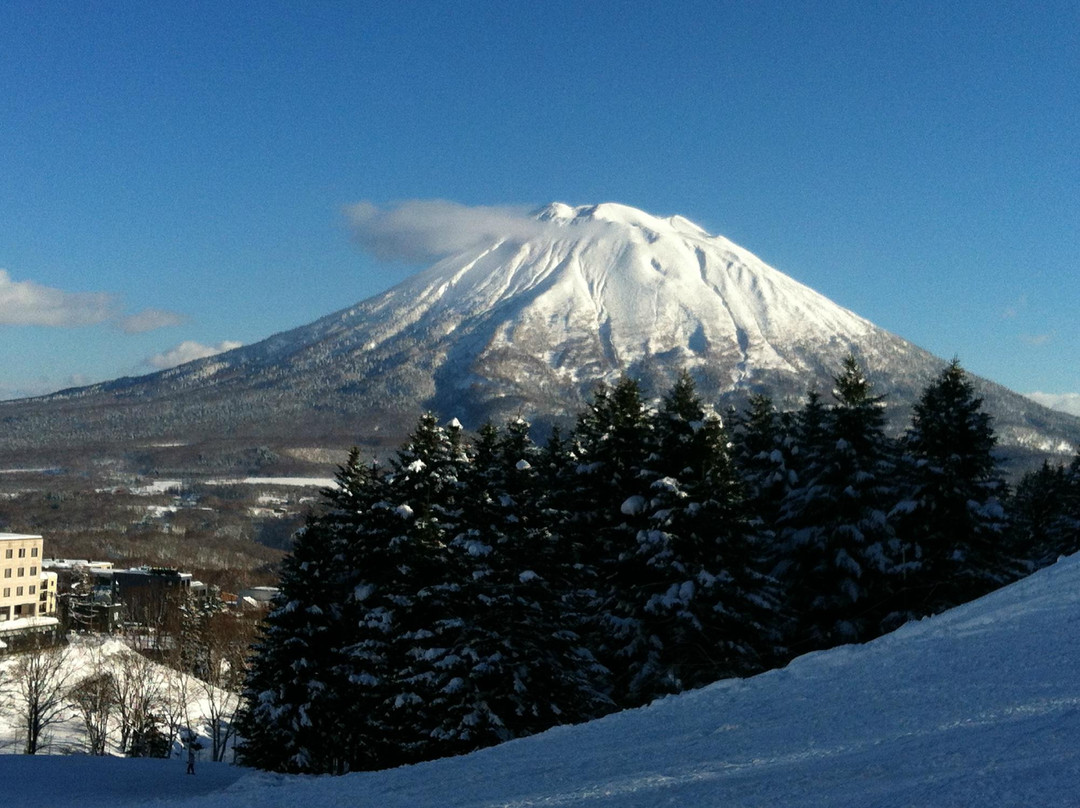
[346,200,552,263]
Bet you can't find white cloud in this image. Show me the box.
[1021,332,1054,346]
[0,269,116,327]
[346,199,565,263]
[144,340,243,371]
[1025,392,1080,419]
[0,269,187,335]
[118,308,187,334]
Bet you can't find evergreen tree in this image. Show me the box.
[633,374,783,700]
[241,359,1055,774]
[1009,461,1073,570]
[332,451,421,771]
[1007,452,1080,572]
[377,414,476,763]
[456,418,612,736]
[730,393,792,543]
[785,389,829,491]
[1064,455,1080,553]
[778,357,901,649]
[237,452,368,773]
[562,377,656,704]
[893,360,1011,615]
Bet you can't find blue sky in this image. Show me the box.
[1,1,1077,408]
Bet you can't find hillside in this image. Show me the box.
[5,551,1080,807]
[0,203,1076,476]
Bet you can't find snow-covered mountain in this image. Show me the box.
[1,202,1076,468]
[8,551,1080,807]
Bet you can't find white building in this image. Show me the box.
[0,532,46,621]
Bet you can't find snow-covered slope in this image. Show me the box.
[183,201,908,417]
[0,637,236,758]
[1,203,1076,464]
[324,201,882,388]
[7,552,1080,807]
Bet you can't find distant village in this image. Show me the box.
[0,531,276,653]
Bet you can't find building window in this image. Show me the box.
[2,588,8,597]
[17,567,24,577]
[30,566,36,576]
[3,569,9,578]
[31,547,38,557]
[4,549,10,559]
[18,548,25,558]
[29,585,36,595]
[16,587,23,596]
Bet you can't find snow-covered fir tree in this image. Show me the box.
[330,450,424,771]
[455,418,612,737]
[237,358,1050,776]
[1008,459,1080,570]
[778,357,902,649]
[730,393,793,543]
[562,378,657,705]
[237,452,367,774]
[375,414,482,763]
[633,373,783,701]
[892,360,1011,615]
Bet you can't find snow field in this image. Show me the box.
[4,552,1080,806]
[0,636,237,761]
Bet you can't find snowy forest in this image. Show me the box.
[237,357,1080,775]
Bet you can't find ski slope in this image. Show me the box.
[4,552,1080,807]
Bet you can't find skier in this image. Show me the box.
[186,740,197,775]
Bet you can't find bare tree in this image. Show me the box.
[199,677,239,762]
[111,649,166,755]
[196,610,258,761]
[0,650,11,751]
[70,671,115,755]
[68,642,116,755]
[160,665,197,756]
[11,636,74,754]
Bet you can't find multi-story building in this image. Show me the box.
[111,565,208,628]
[39,570,57,617]
[0,532,45,621]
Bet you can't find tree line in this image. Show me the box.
[237,356,1080,774]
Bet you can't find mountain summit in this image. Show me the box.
[1,202,1076,468]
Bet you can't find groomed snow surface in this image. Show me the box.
[5,554,1080,807]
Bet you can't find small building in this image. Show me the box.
[43,559,121,632]
[0,616,61,651]
[43,558,115,590]
[235,586,279,611]
[0,533,45,622]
